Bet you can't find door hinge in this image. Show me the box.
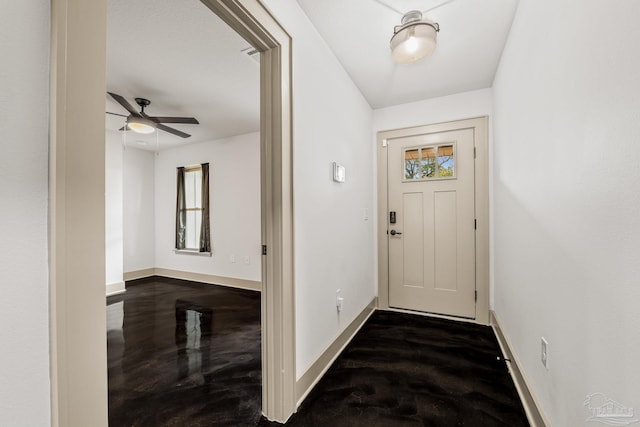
[262,245,267,256]
[473,147,476,158]
[474,219,477,230]
[475,290,478,302]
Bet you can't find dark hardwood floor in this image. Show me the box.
[107,277,262,427]
[262,311,529,427]
[107,278,528,426]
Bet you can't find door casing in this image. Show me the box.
[377,117,490,325]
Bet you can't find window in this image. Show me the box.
[184,167,202,249]
[176,163,211,253]
[403,143,456,181]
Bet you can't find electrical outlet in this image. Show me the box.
[243,256,250,265]
[230,254,236,263]
[541,337,549,368]
[336,289,344,312]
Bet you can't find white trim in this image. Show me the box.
[295,298,377,406]
[376,117,490,325]
[382,306,483,325]
[106,281,126,296]
[491,310,550,427]
[154,268,261,292]
[123,268,261,291]
[173,249,213,257]
[123,268,155,281]
[49,0,109,425]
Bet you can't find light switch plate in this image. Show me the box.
[333,162,345,183]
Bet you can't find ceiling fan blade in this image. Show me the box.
[157,123,191,138]
[106,111,128,118]
[148,116,199,125]
[107,92,139,116]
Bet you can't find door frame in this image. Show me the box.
[376,117,489,325]
[49,0,295,425]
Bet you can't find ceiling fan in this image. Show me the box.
[106,92,199,138]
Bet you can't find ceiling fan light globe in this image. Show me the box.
[127,123,155,134]
[391,20,438,64]
[126,116,156,134]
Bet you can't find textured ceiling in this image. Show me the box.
[297,0,519,108]
[106,0,260,151]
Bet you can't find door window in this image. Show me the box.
[403,143,456,181]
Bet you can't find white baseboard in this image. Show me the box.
[491,310,550,427]
[384,306,484,325]
[295,298,377,406]
[123,268,261,292]
[123,268,155,281]
[154,268,261,292]
[106,281,126,296]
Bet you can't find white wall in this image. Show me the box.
[154,133,261,282]
[262,0,376,379]
[373,88,492,133]
[106,132,124,286]
[0,2,52,426]
[492,1,640,425]
[123,146,156,272]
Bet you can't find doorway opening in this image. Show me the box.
[105,2,264,422]
[50,0,295,424]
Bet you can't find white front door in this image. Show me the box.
[387,128,476,318]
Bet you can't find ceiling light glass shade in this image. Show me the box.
[391,11,439,64]
[126,116,156,134]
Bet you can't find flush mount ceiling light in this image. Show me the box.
[390,10,440,64]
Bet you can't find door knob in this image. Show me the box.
[390,230,402,236]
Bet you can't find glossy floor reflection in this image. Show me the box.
[108,279,528,426]
[260,311,529,427]
[107,277,262,427]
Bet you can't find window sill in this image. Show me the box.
[174,249,212,257]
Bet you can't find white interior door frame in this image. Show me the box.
[49,0,296,425]
[377,117,490,325]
